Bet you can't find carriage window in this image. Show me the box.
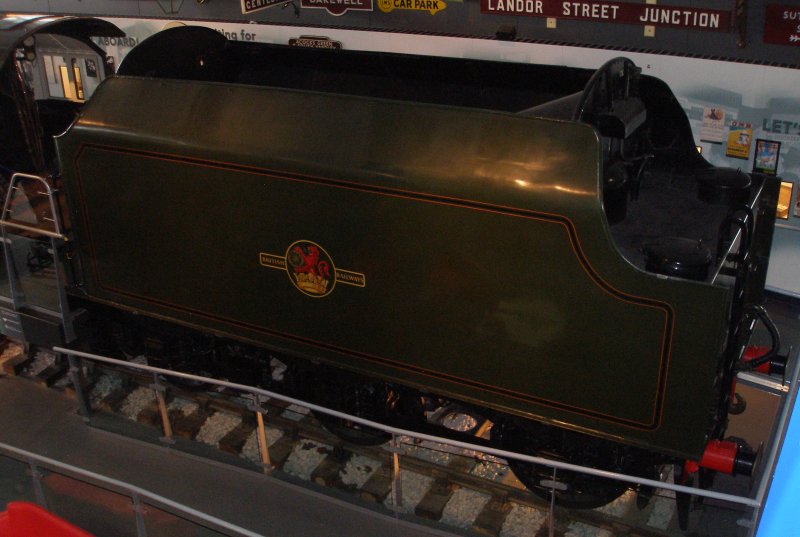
[777,181,793,220]
[18,35,106,103]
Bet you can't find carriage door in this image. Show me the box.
[0,173,74,345]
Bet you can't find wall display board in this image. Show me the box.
[1,0,798,67]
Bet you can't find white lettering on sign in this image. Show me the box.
[561,2,620,19]
[782,9,800,20]
[485,0,542,14]
[638,7,720,28]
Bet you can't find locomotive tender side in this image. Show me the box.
[59,76,732,460]
[1,24,780,511]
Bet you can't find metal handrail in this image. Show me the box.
[0,441,264,537]
[54,345,800,510]
[0,220,68,240]
[0,172,67,240]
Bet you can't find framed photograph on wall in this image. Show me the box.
[753,139,781,175]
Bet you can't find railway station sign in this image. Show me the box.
[480,0,731,32]
[378,0,447,15]
[763,4,800,46]
[241,0,285,13]
[301,0,373,16]
[289,35,344,48]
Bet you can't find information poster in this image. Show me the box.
[725,121,753,159]
[753,139,781,175]
[700,107,726,143]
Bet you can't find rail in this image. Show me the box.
[0,441,264,537]
[54,345,800,518]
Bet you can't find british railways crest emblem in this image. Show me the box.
[259,240,366,297]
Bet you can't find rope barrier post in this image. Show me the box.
[131,491,148,537]
[253,395,272,474]
[390,433,403,514]
[66,353,91,422]
[151,374,174,444]
[28,460,49,511]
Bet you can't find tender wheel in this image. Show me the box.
[313,381,395,445]
[493,420,636,509]
[312,380,428,446]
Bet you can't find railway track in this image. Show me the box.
[2,344,701,537]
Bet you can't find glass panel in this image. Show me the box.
[4,177,58,235]
[143,503,227,537]
[0,235,11,301]
[0,455,36,510]
[544,467,756,537]
[41,471,138,537]
[5,233,59,311]
[777,182,793,220]
[0,175,62,313]
[0,175,14,301]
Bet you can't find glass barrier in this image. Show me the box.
[0,172,63,313]
[0,454,36,509]
[29,345,800,537]
[40,471,139,537]
[142,504,227,537]
[3,233,59,311]
[0,443,262,537]
[0,238,10,302]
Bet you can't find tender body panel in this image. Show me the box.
[58,77,731,458]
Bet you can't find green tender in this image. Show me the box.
[57,76,733,460]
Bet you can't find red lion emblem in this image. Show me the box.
[290,245,330,278]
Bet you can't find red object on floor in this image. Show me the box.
[743,345,772,374]
[0,502,94,537]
